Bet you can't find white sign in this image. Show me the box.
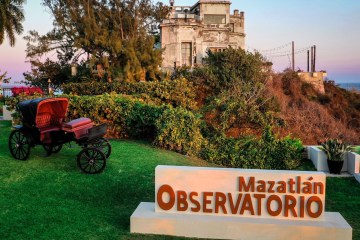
[155,166,326,220]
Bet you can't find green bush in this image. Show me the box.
[201,126,303,170]
[7,93,202,155]
[7,94,302,169]
[61,78,198,110]
[154,108,204,155]
[64,94,170,139]
[68,94,203,154]
[185,48,272,133]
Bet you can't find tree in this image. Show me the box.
[0,69,11,83]
[24,0,169,82]
[0,0,26,46]
[23,59,70,91]
[189,48,273,134]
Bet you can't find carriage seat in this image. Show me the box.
[37,112,62,134]
[62,118,94,139]
[37,113,63,143]
[62,118,92,130]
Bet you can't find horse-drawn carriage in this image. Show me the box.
[8,98,111,174]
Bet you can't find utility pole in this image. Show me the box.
[292,41,295,71]
[310,46,314,73]
[307,50,310,72]
[313,45,316,72]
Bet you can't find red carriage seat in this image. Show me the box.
[35,98,68,143]
[62,117,94,139]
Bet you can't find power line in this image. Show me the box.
[248,44,313,58]
[246,42,292,52]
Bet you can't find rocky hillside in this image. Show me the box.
[267,72,360,145]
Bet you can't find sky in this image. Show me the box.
[0,0,360,83]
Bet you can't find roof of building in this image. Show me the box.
[190,0,230,11]
[198,0,230,3]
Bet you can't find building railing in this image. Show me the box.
[2,87,13,98]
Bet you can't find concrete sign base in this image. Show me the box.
[131,202,352,240]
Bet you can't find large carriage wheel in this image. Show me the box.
[90,138,111,159]
[43,144,63,154]
[77,147,106,174]
[9,130,31,160]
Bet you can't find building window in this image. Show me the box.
[204,14,226,24]
[230,23,234,32]
[208,47,227,53]
[181,42,192,66]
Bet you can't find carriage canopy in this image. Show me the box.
[17,98,69,128]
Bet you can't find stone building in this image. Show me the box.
[160,0,245,70]
[297,71,327,94]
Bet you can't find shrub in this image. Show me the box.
[68,95,203,154]
[154,108,204,155]
[7,93,202,155]
[201,126,303,170]
[65,93,169,139]
[61,78,198,110]
[7,94,303,168]
[186,48,272,133]
[6,92,44,112]
[317,94,331,105]
[11,86,44,96]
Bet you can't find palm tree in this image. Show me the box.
[0,0,26,46]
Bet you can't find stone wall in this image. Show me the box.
[297,72,326,94]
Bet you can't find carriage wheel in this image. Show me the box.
[8,130,31,160]
[43,144,63,154]
[77,147,106,174]
[90,138,111,159]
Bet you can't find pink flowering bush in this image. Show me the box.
[11,87,44,97]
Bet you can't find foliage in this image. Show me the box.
[201,126,303,170]
[23,59,71,91]
[0,69,11,83]
[154,107,204,155]
[200,48,266,94]
[24,0,170,82]
[7,92,303,168]
[282,70,301,96]
[188,48,272,133]
[60,94,167,139]
[320,139,351,161]
[5,92,44,122]
[0,100,3,115]
[5,92,44,112]
[0,0,25,46]
[67,94,201,155]
[317,94,331,105]
[11,86,44,96]
[61,77,198,110]
[7,93,201,155]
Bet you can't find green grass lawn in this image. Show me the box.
[0,120,359,239]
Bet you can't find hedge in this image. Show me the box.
[61,78,198,110]
[6,94,303,169]
[6,93,203,155]
[201,127,303,170]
